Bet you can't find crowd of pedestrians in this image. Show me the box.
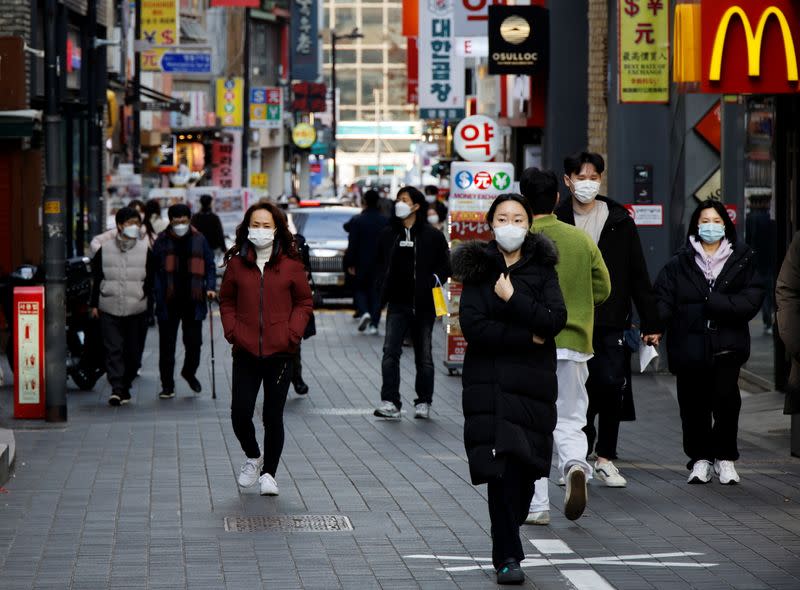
[77,151,776,586]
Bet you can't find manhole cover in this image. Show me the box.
[224,515,354,533]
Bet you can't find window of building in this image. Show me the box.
[361,49,384,64]
[361,7,384,43]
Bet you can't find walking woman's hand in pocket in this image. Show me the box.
[532,334,545,345]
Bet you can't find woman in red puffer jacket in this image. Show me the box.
[219,201,313,497]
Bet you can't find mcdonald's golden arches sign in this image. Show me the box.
[701,0,800,93]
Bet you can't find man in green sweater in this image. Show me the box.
[521,167,611,525]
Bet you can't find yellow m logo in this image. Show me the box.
[709,6,799,82]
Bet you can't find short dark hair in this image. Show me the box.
[486,193,533,226]
[564,151,606,177]
[115,206,140,227]
[168,203,192,220]
[363,189,380,209]
[424,185,438,196]
[520,167,559,215]
[687,200,737,244]
[144,199,161,218]
[128,199,145,212]
[200,194,213,210]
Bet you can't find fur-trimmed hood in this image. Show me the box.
[451,233,558,284]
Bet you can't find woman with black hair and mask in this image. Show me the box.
[219,201,313,496]
[654,200,764,486]
[373,186,451,420]
[452,193,566,585]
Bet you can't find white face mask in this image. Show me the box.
[172,223,190,237]
[248,227,275,249]
[122,225,140,239]
[572,179,601,204]
[494,224,528,253]
[395,201,413,219]
[427,214,440,225]
[425,195,437,204]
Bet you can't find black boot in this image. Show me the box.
[292,358,309,395]
[496,559,524,585]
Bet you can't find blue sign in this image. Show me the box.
[161,52,212,74]
[455,170,473,190]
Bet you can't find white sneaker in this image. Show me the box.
[524,510,550,525]
[238,456,263,488]
[687,459,713,484]
[374,400,401,419]
[366,325,379,336]
[564,465,588,521]
[414,403,430,419]
[259,473,280,496]
[714,460,740,485]
[594,460,627,487]
[357,313,371,332]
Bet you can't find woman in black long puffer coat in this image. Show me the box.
[452,193,566,585]
[654,200,763,486]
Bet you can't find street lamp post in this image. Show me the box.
[330,28,363,199]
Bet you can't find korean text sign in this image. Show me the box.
[216,78,244,128]
[14,287,45,419]
[618,0,670,103]
[139,0,179,73]
[291,0,320,81]
[419,0,466,120]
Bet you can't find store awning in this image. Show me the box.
[0,110,42,138]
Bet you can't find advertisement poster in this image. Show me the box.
[139,0,179,72]
[445,161,515,367]
[418,0,466,120]
[618,0,670,103]
[216,78,244,128]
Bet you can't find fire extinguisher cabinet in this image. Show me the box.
[13,286,45,419]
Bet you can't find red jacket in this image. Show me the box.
[219,247,313,358]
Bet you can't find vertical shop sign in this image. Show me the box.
[407,37,419,105]
[618,0,670,103]
[216,78,244,127]
[419,0,466,120]
[291,0,319,81]
[139,0,179,72]
[212,141,235,188]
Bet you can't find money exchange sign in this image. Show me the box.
[618,0,670,102]
[139,0,179,72]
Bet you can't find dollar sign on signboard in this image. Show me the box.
[624,0,639,16]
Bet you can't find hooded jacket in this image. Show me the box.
[556,195,661,334]
[654,239,764,374]
[452,234,567,484]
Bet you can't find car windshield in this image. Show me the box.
[291,211,355,241]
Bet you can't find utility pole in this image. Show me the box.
[86,0,102,238]
[242,7,251,187]
[329,28,362,199]
[132,0,142,172]
[43,0,67,422]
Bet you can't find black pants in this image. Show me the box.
[158,309,202,390]
[584,328,626,460]
[487,461,535,570]
[231,351,293,476]
[676,355,742,469]
[354,274,381,328]
[380,303,434,408]
[101,312,147,394]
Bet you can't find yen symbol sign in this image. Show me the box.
[493,172,510,191]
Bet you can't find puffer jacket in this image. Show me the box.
[453,234,567,485]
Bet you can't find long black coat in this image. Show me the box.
[654,240,764,374]
[776,232,800,414]
[556,196,661,334]
[453,235,567,485]
[343,208,389,281]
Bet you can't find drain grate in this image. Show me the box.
[224,515,354,533]
[304,408,406,416]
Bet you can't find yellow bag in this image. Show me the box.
[432,274,448,317]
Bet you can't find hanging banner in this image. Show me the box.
[407,37,419,104]
[445,161,514,369]
[488,5,548,75]
[618,0,670,103]
[139,0,179,72]
[216,77,244,127]
[403,0,419,37]
[291,0,320,81]
[418,0,466,120]
[250,87,282,129]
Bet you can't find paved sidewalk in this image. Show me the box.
[1,310,800,589]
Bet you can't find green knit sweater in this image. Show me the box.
[531,214,611,353]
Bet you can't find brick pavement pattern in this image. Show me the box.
[1,310,800,589]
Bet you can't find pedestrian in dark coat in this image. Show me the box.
[344,189,389,332]
[219,201,313,496]
[654,200,763,486]
[191,194,227,253]
[453,194,566,584]
[373,186,451,420]
[555,151,662,487]
[291,232,315,395]
[152,203,216,399]
[776,231,800,416]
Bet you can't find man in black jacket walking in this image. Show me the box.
[556,151,662,487]
[373,186,451,420]
[191,194,226,254]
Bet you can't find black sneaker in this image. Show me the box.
[119,390,131,405]
[496,559,524,585]
[159,388,176,399]
[108,391,122,406]
[293,380,309,395]
[181,371,202,393]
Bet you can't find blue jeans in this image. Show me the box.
[380,303,435,408]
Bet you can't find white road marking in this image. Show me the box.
[561,569,617,590]
[529,539,574,554]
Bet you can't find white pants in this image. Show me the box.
[530,359,593,512]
